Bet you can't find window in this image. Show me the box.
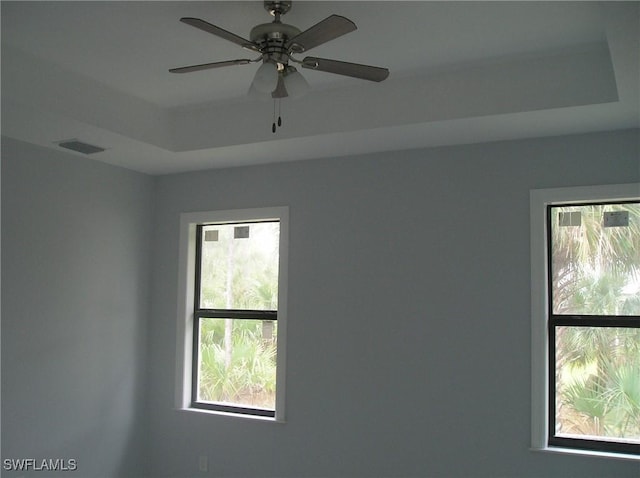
[176,208,288,420]
[531,184,639,459]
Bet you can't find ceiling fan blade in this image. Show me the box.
[285,15,356,53]
[169,59,252,74]
[301,57,389,82]
[180,17,260,52]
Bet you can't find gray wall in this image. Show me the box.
[2,130,639,477]
[1,137,153,477]
[148,129,639,477]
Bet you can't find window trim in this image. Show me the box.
[530,183,640,461]
[175,207,289,422]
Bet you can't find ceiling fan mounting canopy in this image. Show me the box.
[169,0,389,98]
[264,1,292,17]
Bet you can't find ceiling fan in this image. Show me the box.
[169,0,390,102]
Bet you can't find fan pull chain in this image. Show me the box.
[272,99,283,133]
[272,100,276,133]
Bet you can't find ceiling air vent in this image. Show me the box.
[56,139,106,155]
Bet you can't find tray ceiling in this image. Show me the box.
[2,1,638,174]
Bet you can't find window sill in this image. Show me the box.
[175,407,285,424]
[531,446,640,462]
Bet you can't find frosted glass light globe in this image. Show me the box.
[283,68,310,99]
[252,61,279,93]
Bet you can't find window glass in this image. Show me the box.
[550,203,640,316]
[197,317,277,410]
[199,222,280,310]
[548,199,639,455]
[554,325,640,444]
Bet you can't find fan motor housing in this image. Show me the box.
[250,22,300,44]
[250,22,300,63]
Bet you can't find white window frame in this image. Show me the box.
[530,183,640,461]
[175,207,289,422]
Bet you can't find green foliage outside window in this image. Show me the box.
[199,318,277,408]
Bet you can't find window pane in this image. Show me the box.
[199,222,280,310]
[550,203,640,315]
[554,326,640,444]
[197,318,277,410]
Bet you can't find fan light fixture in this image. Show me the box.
[252,61,280,93]
[282,66,309,99]
[170,0,389,132]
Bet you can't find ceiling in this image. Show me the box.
[2,1,638,175]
